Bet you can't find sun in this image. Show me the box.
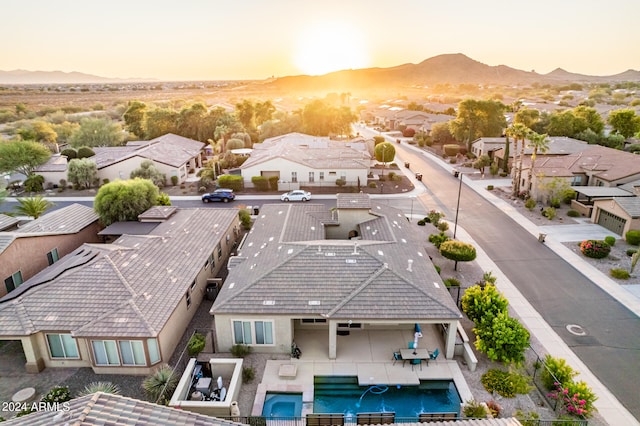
[294,22,369,76]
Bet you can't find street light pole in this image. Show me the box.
[453,171,463,239]
[410,196,416,222]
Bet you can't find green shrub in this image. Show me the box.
[440,240,477,263]
[171,175,179,186]
[230,344,252,357]
[443,278,461,288]
[437,221,449,232]
[268,175,279,191]
[610,268,630,279]
[143,365,178,403]
[77,146,95,158]
[187,332,206,356]
[428,232,449,249]
[427,210,443,227]
[368,182,377,188]
[474,312,530,363]
[24,174,45,192]
[524,198,536,210]
[77,381,121,397]
[218,174,244,192]
[486,185,494,190]
[239,209,252,230]
[443,144,460,157]
[580,240,611,259]
[336,178,346,187]
[485,400,501,418]
[242,366,256,382]
[626,248,638,257]
[514,409,540,426]
[434,265,441,275]
[541,355,577,390]
[604,236,616,246]
[251,176,269,191]
[41,385,72,404]
[462,399,487,418]
[567,209,580,217]
[542,206,556,220]
[61,148,77,159]
[461,284,508,325]
[549,380,598,419]
[417,220,425,226]
[625,229,640,246]
[481,369,531,398]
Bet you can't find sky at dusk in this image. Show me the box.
[2,0,639,81]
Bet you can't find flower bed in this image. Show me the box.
[579,240,611,259]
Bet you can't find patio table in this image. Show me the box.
[400,348,430,370]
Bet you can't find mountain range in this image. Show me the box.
[2,54,639,86]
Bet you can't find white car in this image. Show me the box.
[280,190,312,202]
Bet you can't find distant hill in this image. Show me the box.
[269,53,640,92]
[0,69,153,84]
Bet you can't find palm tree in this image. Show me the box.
[506,123,530,196]
[15,196,54,219]
[526,131,550,193]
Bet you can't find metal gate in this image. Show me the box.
[597,209,626,235]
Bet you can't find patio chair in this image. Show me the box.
[356,412,395,426]
[408,341,416,349]
[392,351,404,366]
[426,348,439,366]
[307,413,345,426]
[410,358,421,371]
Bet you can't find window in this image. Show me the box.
[309,172,314,183]
[186,290,192,308]
[47,248,59,266]
[300,318,327,324]
[216,242,222,259]
[46,334,79,359]
[319,172,324,181]
[119,341,146,366]
[233,320,274,345]
[92,340,120,365]
[4,271,23,293]
[147,338,160,364]
[329,171,336,176]
[291,172,297,183]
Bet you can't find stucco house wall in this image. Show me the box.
[591,199,640,236]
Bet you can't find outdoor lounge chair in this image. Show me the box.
[418,412,457,423]
[307,413,345,426]
[356,412,395,426]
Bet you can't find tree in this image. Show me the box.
[461,284,509,325]
[514,107,540,129]
[474,311,530,364]
[608,109,640,138]
[69,117,124,148]
[430,121,456,144]
[94,178,160,225]
[16,120,58,144]
[123,100,147,138]
[374,142,395,172]
[472,154,491,177]
[144,108,179,139]
[254,100,276,126]
[15,196,54,219]
[177,103,209,141]
[0,140,51,176]
[450,99,506,151]
[439,240,477,270]
[526,131,550,192]
[67,158,98,189]
[300,100,357,136]
[130,160,166,188]
[506,123,530,196]
[572,106,604,135]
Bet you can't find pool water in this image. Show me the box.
[261,392,303,417]
[313,376,460,420]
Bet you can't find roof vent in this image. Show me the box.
[44,315,58,321]
[346,259,357,264]
[262,300,275,305]
[308,300,321,305]
[433,281,440,289]
[114,317,128,323]
[352,242,358,255]
[325,252,336,257]
[407,259,413,272]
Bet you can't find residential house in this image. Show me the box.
[0,207,240,374]
[590,180,640,235]
[473,136,587,165]
[2,391,243,426]
[0,204,100,298]
[210,193,463,361]
[35,133,205,188]
[240,133,371,189]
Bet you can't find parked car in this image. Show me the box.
[280,190,312,202]
[201,189,235,203]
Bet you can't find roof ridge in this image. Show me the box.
[326,263,388,317]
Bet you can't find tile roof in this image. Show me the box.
[614,196,640,218]
[241,133,370,170]
[15,204,98,234]
[212,196,461,321]
[33,153,68,172]
[1,392,245,426]
[0,208,239,338]
[0,214,19,231]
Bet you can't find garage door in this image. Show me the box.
[597,209,626,235]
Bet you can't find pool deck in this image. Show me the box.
[251,328,473,416]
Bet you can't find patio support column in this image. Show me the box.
[328,321,337,359]
[444,321,457,359]
[22,335,45,373]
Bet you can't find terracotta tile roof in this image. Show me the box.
[0,214,19,231]
[1,392,245,426]
[15,204,98,234]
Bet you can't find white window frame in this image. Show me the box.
[291,171,297,183]
[46,333,80,359]
[309,172,314,183]
[319,172,325,181]
[232,319,274,346]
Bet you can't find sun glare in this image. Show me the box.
[294,22,369,76]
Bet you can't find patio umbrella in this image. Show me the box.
[413,331,423,354]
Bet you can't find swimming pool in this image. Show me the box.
[261,392,303,418]
[313,376,460,420]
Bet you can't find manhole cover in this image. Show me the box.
[566,324,587,336]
